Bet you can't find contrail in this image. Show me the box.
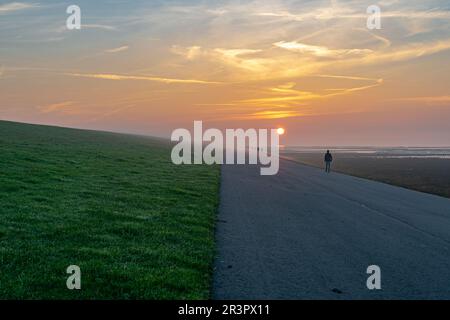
[65,72,222,85]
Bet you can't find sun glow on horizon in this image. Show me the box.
[277,128,286,135]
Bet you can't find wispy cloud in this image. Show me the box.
[317,74,382,82]
[54,24,117,33]
[370,10,450,19]
[105,45,129,53]
[173,38,446,83]
[235,76,383,109]
[83,24,117,31]
[243,110,303,120]
[65,73,221,84]
[357,40,450,65]
[0,2,39,13]
[171,45,203,60]
[274,41,373,58]
[256,8,450,21]
[173,46,267,70]
[38,101,75,114]
[390,95,450,105]
[213,48,269,72]
[173,45,274,75]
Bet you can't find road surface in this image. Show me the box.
[213,159,450,299]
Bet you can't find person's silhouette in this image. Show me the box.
[324,150,333,173]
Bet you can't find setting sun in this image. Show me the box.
[277,128,286,135]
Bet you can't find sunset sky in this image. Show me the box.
[1,0,449,146]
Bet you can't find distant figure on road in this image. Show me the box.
[324,150,333,173]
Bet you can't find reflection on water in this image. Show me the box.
[282,147,450,159]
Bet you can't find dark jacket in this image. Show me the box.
[325,153,333,162]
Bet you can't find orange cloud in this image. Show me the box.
[65,73,221,84]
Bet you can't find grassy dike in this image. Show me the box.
[0,120,221,299]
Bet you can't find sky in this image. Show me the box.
[0,0,449,146]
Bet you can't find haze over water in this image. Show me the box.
[282,147,450,159]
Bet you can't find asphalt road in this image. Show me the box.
[213,159,450,299]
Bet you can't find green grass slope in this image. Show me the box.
[0,121,220,299]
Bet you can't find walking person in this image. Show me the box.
[324,150,333,173]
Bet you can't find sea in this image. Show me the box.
[281,147,450,159]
